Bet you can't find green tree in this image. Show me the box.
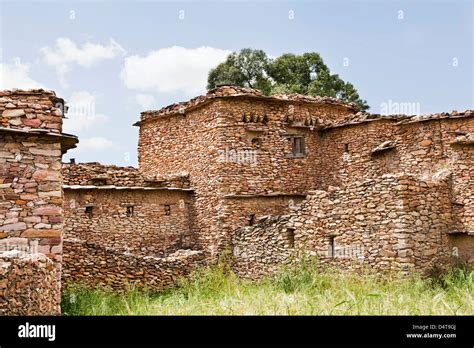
[267,52,329,95]
[207,49,369,111]
[207,48,272,94]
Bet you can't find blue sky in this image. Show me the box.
[1,0,472,166]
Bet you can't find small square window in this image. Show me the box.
[344,143,349,153]
[85,206,94,218]
[287,136,305,157]
[164,204,171,216]
[126,206,134,217]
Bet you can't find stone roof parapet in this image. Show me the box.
[136,85,359,125]
[322,109,474,130]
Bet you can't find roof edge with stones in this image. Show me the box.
[0,88,64,104]
[321,109,474,130]
[134,85,359,126]
[62,162,192,190]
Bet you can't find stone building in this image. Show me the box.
[63,85,473,288]
[61,162,205,290]
[135,86,358,254]
[1,86,473,313]
[0,89,77,314]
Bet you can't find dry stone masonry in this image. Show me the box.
[63,240,204,291]
[0,253,60,315]
[135,86,472,276]
[233,174,453,278]
[1,85,473,314]
[136,86,356,253]
[60,161,201,289]
[0,89,77,315]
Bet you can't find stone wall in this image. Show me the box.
[0,252,60,315]
[137,85,358,124]
[63,188,197,255]
[0,135,64,262]
[138,91,355,197]
[448,132,474,236]
[138,99,223,252]
[218,195,306,248]
[232,174,453,278]
[0,89,77,315]
[212,97,329,196]
[319,114,474,235]
[62,239,205,291]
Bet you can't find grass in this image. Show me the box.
[61,260,474,315]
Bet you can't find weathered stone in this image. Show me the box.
[21,229,61,238]
[22,118,42,128]
[2,109,25,118]
[0,237,28,245]
[0,255,60,315]
[29,148,61,156]
[38,191,62,198]
[23,216,42,223]
[420,140,432,147]
[0,222,26,232]
[33,207,62,215]
[32,169,60,181]
[8,118,22,126]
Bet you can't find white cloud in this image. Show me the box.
[63,91,108,132]
[0,59,43,90]
[40,37,126,87]
[75,137,116,152]
[120,46,230,95]
[135,93,156,109]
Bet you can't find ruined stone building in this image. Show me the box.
[61,86,473,284]
[1,86,473,314]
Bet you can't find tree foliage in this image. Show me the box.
[208,49,369,111]
[207,49,272,94]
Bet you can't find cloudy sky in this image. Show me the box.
[0,0,472,166]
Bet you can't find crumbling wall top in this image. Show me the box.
[62,162,192,190]
[135,85,359,125]
[322,109,474,130]
[0,89,64,104]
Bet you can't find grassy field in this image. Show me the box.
[61,260,474,315]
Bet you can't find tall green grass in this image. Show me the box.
[61,260,473,315]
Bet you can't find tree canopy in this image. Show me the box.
[207,48,369,111]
